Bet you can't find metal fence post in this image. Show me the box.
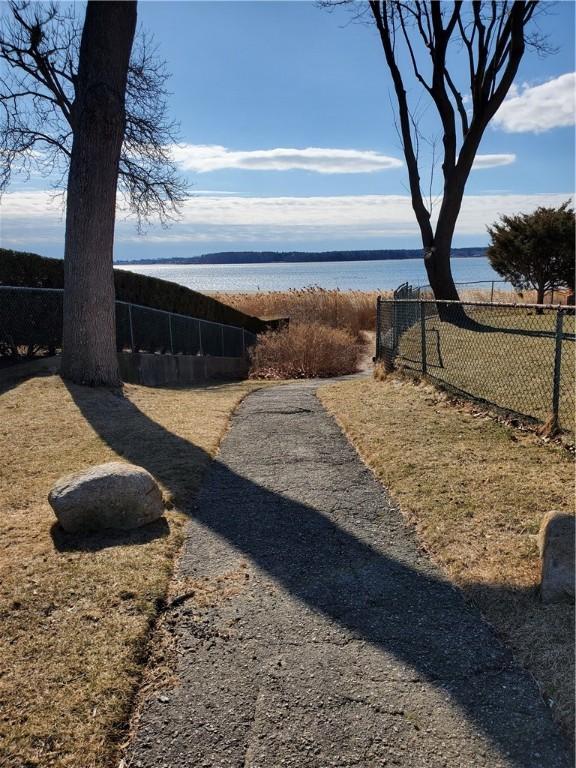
[551,308,564,426]
[128,303,135,352]
[168,312,174,354]
[420,300,427,375]
[490,281,494,304]
[375,296,382,360]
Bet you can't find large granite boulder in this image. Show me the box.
[49,462,164,533]
[538,511,575,604]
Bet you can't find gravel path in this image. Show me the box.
[128,382,571,768]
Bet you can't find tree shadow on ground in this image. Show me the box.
[63,380,572,767]
[442,308,567,339]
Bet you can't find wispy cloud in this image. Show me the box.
[493,73,576,133]
[2,190,572,249]
[472,154,516,169]
[171,144,404,174]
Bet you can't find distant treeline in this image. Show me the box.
[117,247,486,266]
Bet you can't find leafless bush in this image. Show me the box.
[250,322,362,379]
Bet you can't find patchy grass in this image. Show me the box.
[395,305,575,432]
[0,374,266,768]
[318,377,575,740]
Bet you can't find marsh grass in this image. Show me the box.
[216,287,382,338]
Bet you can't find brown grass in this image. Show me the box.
[250,322,363,379]
[396,306,575,433]
[318,376,575,740]
[0,374,267,768]
[215,287,382,338]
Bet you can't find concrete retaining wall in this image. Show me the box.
[0,353,249,389]
[118,352,249,386]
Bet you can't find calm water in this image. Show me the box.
[116,256,502,293]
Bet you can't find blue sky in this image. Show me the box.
[1,0,575,260]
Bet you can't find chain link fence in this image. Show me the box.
[0,286,257,361]
[376,295,575,434]
[401,279,568,305]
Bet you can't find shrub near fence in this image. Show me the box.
[376,297,575,433]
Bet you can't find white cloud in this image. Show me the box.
[171,144,404,174]
[493,73,576,133]
[2,189,572,248]
[472,154,516,170]
[171,144,514,175]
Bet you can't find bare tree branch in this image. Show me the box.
[0,0,187,226]
[322,0,547,304]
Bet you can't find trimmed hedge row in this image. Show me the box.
[0,249,272,334]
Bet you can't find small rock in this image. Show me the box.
[48,461,164,533]
[538,511,575,603]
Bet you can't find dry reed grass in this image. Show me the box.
[0,375,265,768]
[215,287,382,338]
[250,322,363,379]
[319,377,575,741]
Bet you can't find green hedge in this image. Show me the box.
[0,249,271,334]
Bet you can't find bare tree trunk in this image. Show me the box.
[535,281,546,315]
[61,1,137,386]
[424,244,460,302]
[426,175,468,316]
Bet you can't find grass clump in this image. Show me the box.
[250,322,363,379]
[0,374,264,768]
[319,376,575,740]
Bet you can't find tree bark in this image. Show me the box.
[424,243,460,302]
[61,1,137,386]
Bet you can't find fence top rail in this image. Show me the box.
[418,279,508,287]
[0,284,256,335]
[0,284,64,293]
[116,298,249,333]
[378,296,574,311]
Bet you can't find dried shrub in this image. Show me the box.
[250,322,362,379]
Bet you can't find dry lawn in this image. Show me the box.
[457,287,573,304]
[395,306,575,432]
[0,374,266,768]
[319,377,575,740]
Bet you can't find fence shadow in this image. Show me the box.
[63,380,572,767]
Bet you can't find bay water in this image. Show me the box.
[116,256,502,293]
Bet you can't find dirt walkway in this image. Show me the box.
[128,382,571,768]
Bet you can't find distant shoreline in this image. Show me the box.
[116,247,485,267]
